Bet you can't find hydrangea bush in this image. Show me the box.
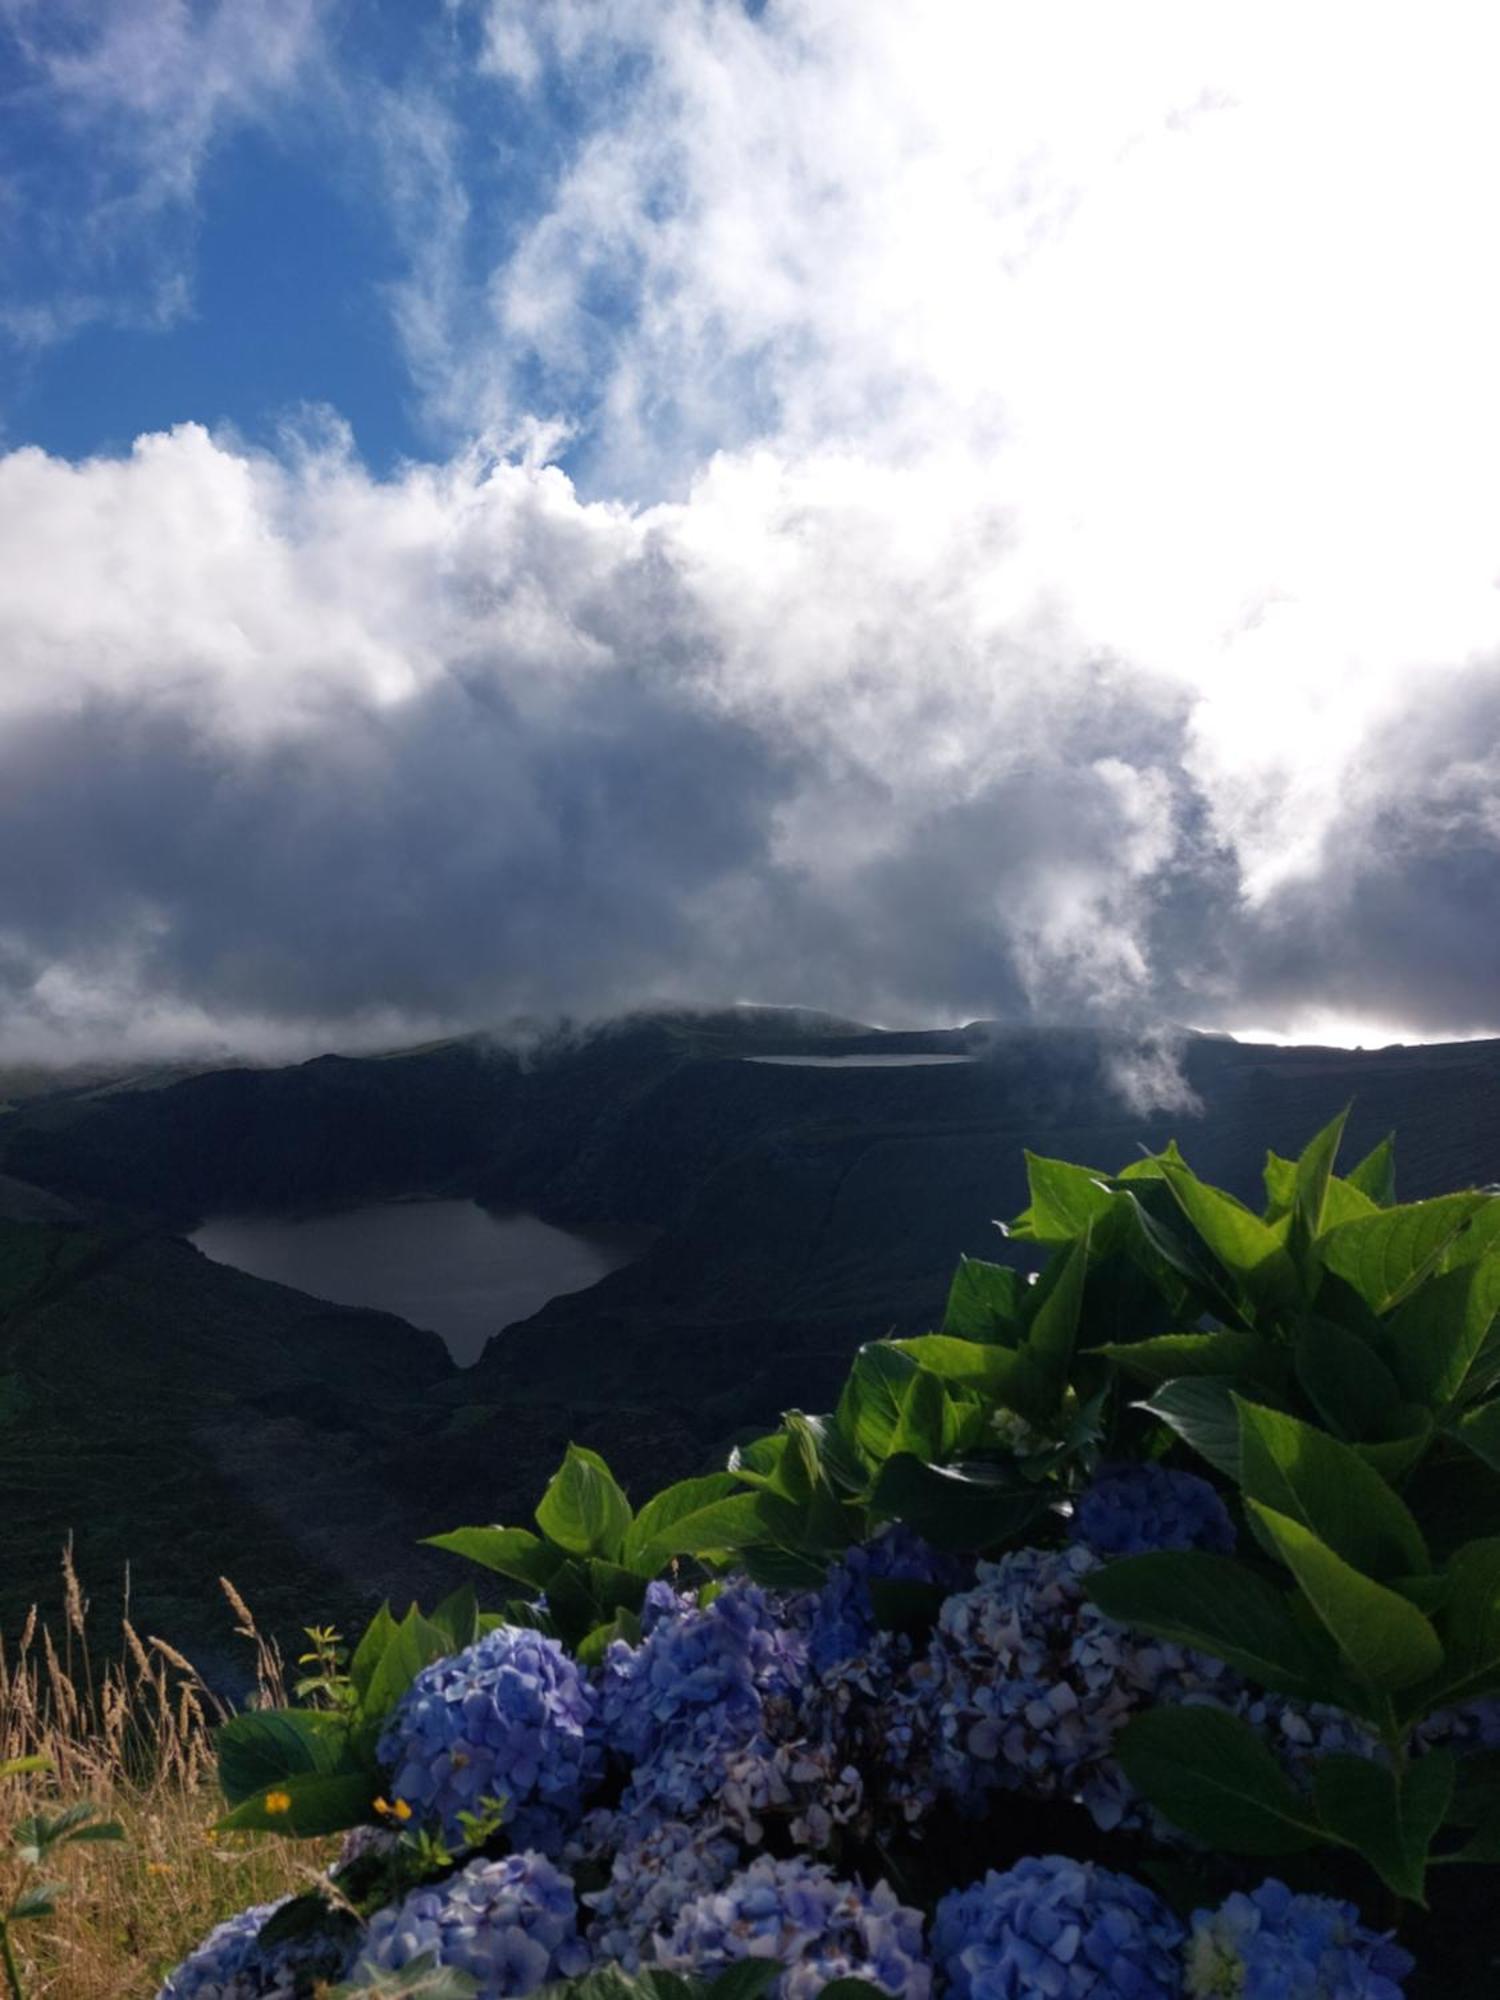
[164,1116,1500,1997]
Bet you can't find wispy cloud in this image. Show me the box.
[0,0,323,349]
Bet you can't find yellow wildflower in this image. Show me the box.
[264,1790,292,1816]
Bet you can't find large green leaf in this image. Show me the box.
[868,1454,1051,1552]
[890,1335,1042,1415]
[1454,1399,1500,1474]
[836,1343,922,1466]
[1346,1134,1396,1208]
[1160,1162,1302,1315]
[1263,1151,1297,1222]
[361,1606,455,1724]
[535,1445,633,1560]
[1010,1154,1117,1245]
[1293,1107,1350,1243]
[1412,1537,1500,1713]
[1319,1195,1487,1313]
[1235,1398,1429,1579]
[942,1256,1024,1343]
[1022,1229,1089,1407]
[1085,1552,1339,1699]
[1312,1752,1453,1903]
[1113,1706,1323,1854]
[1293,1319,1404,1442]
[421,1526,565,1592]
[625,1484,775,1572]
[216,1708,353,1808]
[1095,1329,1280,1387]
[1140,1376,1245,1479]
[1385,1261,1500,1408]
[216,1770,378,1838]
[1246,1501,1444,1690]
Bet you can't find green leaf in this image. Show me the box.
[1313,1752,1453,1903]
[1235,1398,1429,1579]
[1263,1151,1297,1222]
[1293,1107,1350,1241]
[421,1527,565,1592]
[942,1256,1024,1342]
[1319,1178,1381,1231]
[7,1881,63,1922]
[1346,1134,1396,1207]
[1095,1329,1280,1387]
[429,1584,480,1655]
[1319,1194,1487,1313]
[623,1474,745,1571]
[1455,1399,1500,1474]
[1385,1261,1500,1408]
[1085,1552,1340,1700]
[362,1606,455,1724]
[1012,1153,1117,1245]
[1353,1415,1434,1482]
[216,1708,353,1809]
[836,1344,923,1465]
[1113,1706,1323,1854]
[1414,1537,1500,1712]
[349,1603,398,1705]
[889,1335,1044,1419]
[704,1966,782,2000]
[535,1445,633,1560]
[216,1770,378,1838]
[1161,1162,1302,1314]
[737,1544,830,1591]
[890,1365,951,1462]
[1293,1319,1404,1441]
[576,1608,642,1669]
[868,1454,1051,1552]
[1022,1229,1089,1407]
[0,1756,50,1780]
[1246,1501,1444,1690]
[1140,1376,1245,1479]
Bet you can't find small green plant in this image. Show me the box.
[0,1755,123,2000]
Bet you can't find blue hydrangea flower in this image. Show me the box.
[656,1854,931,1999]
[928,1545,1230,1811]
[157,1899,352,1998]
[1070,1464,1236,1559]
[376,1625,601,1852]
[1186,1879,1413,1999]
[600,1580,805,1826]
[569,1808,742,1971]
[350,1850,589,1998]
[933,1854,1184,1998]
[801,1525,969,1675]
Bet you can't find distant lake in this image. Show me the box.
[190,1201,640,1366]
[743,1054,975,1067]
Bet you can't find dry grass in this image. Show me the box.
[1,1546,336,1998]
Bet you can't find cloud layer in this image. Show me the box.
[2,2,1500,1059]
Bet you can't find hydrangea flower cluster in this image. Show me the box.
[156,1898,351,1998]
[923,1545,1230,1813]
[376,1625,601,1852]
[655,1854,932,1999]
[599,1580,805,1825]
[568,1810,741,1971]
[351,1850,590,1998]
[932,1854,1185,1998]
[1185,1878,1414,1999]
[800,1525,968,1674]
[1070,1464,1236,1559]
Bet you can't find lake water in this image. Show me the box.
[190,1200,639,1366]
[743,1053,975,1066]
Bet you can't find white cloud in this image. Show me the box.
[4,2,1500,1054]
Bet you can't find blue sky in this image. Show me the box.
[2,1,1499,1065]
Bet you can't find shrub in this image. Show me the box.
[164,1114,1500,1996]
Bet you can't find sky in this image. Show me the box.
[2,0,1499,1064]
